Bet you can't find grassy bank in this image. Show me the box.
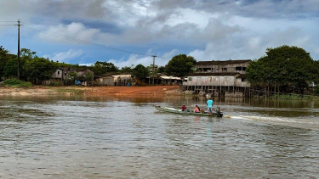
[270,94,316,100]
[2,78,32,87]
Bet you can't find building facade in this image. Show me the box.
[183,59,251,97]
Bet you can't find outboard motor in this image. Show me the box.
[216,106,223,118]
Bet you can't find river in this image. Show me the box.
[0,95,318,178]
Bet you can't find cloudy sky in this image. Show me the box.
[0,0,318,68]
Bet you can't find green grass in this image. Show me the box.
[3,78,32,87]
[270,94,314,100]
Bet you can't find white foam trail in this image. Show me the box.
[229,115,319,125]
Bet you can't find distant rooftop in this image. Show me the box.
[196,59,251,65]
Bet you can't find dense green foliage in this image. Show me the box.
[132,64,149,85]
[3,78,32,87]
[165,54,196,77]
[246,45,316,95]
[24,56,57,82]
[120,65,134,73]
[0,46,16,80]
[92,61,118,75]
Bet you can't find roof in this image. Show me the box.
[195,59,251,66]
[95,73,131,78]
[188,72,240,76]
[161,75,181,80]
[237,74,247,78]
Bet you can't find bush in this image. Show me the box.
[49,81,62,86]
[3,78,32,87]
[270,94,313,100]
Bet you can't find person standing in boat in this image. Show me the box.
[194,105,200,113]
[207,98,214,114]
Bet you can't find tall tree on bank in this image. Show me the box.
[246,45,314,95]
[23,57,57,84]
[0,46,16,80]
[132,64,149,85]
[165,54,196,77]
[92,61,118,75]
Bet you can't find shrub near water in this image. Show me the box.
[3,78,32,87]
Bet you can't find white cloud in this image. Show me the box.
[108,49,178,68]
[108,55,154,69]
[38,22,101,44]
[44,49,83,63]
[1,0,319,67]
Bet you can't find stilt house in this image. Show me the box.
[183,59,251,97]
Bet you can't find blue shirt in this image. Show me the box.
[207,99,213,108]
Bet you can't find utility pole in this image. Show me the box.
[17,19,21,79]
[152,55,157,85]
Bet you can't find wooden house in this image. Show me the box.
[44,68,94,86]
[195,59,250,74]
[183,59,251,97]
[145,74,182,85]
[95,74,132,86]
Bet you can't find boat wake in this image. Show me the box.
[227,115,319,130]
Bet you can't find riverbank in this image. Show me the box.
[0,85,183,96]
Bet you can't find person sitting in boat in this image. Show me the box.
[181,105,187,111]
[194,105,200,113]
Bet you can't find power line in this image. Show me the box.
[0,20,18,22]
[2,20,171,66]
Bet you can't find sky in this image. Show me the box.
[0,0,319,69]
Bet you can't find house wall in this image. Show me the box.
[51,69,63,79]
[103,77,115,86]
[113,75,131,83]
[196,61,250,74]
[235,78,250,87]
[186,76,236,86]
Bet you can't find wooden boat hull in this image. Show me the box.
[155,105,223,118]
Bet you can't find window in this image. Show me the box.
[222,68,227,72]
[236,67,247,71]
[242,78,246,82]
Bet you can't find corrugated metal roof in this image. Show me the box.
[161,76,181,80]
[188,72,240,76]
[195,59,251,66]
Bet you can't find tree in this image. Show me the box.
[3,58,18,78]
[120,65,134,73]
[92,61,118,75]
[158,66,165,73]
[246,45,314,95]
[165,54,196,77]
[0,46,16,80]
[21,48,37,59]
[84,71,93,84]
[132,64,149,85]
[23,57,56,84]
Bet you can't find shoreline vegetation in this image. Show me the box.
[0,85,317,100]
[0,78,317,100]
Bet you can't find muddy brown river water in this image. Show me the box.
[0,96,318,178]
